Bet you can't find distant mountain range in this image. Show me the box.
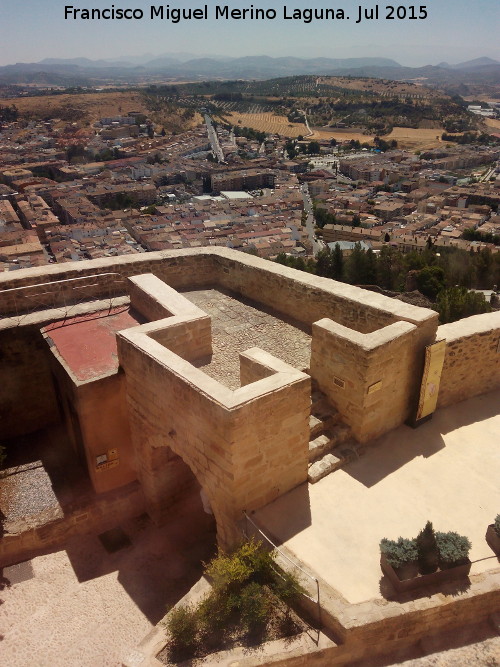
[1,54,499,90]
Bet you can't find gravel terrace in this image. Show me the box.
[183,288,312,389]
[0,501,216,667]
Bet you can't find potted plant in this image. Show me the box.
[486,514,500,555]
[416,521,439,574]
[436,531,472,569]
[380,521,472,593]
[380,537,418,581]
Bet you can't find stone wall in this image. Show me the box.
[0,248,436,334]
[117,281,311,548]
[310,317,437,443]
[212,250,435,334]
[0,481,145,568]
[0,326,60,439]
[75,375,136,494]
[0,250,217,317]
[437,311,500,408]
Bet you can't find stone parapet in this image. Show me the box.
[117,279,311,548]
[310,318,434,442]
[438,311,500,407]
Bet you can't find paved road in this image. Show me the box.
[301,183,323,255]
[204,114,225,163]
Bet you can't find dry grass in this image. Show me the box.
[2,90,202,133]
[317,76,438,98]
[1,91,149,124]
[309,127,373,142]
[382,126,444,150]
[227,112,308,137]
[225,112,445,149]
[484,117,500,131]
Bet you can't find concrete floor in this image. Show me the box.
[0,509,216,666]
[255,389,500,604]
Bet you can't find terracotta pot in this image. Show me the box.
[486,524,500,556]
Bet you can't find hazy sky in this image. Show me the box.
[0,0,499,66]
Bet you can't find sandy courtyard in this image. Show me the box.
[255,390,500,604]
[0,510,215,666]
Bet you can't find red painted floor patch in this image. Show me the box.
[43,307,143,382]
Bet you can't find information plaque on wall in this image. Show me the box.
[416,339,447,421]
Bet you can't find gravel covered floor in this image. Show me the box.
[0,500,216,666]
[0,425,92,532]
[183,288,311,389]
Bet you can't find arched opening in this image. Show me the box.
[160,446,217,548]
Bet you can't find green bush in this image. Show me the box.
[272,569,304,605]
[494,515,500,538]
[416,521,439,574]
[166,603,198,660]
[204,539,274,593]
[435,531,472,568]
[238,582,272,631]
[166,541,304,660]
[380,537,418,569]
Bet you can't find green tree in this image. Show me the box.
[436,286,491,323]
[416,266,445,299]
[307,141,320,154]
[332,243,344,281]
[346,243,367,284]
[416,521,439,574]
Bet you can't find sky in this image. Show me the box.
[0,0,499,67]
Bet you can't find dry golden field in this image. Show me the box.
[382,127,444,149]
[484,117,500,131]
[310,127,373,142]
[1,91,149,123]
[226,111,445,149]
[1,90,202,133]
[227,111,309,137]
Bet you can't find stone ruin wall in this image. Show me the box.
[310,319,435,443]
[437,311,500,408]
[0,248,498,449]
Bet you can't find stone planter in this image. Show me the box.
[486,525,500,556]
[380,554,471,594]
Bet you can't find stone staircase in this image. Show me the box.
[307,384,362,483]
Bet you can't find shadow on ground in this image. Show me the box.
[251,482,312,546]
[378,573,472,603]
[66,493,217,624]
[344,390,500,489]
[0,423,93,526]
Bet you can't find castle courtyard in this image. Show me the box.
[0,502,216,667]
[255,389,500,604]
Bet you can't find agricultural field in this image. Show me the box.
[223,111,446,148]
[316,76,440,99]
[226,111,308,137]
[309,126,373,143]
[484,117,500,131]
[382,126,445,149]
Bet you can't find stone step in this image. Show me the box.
[308,424,354,463]
[308,439,363,483]
[329,422,352,447]
[308,434,331,461]
[308,453,343,483]
[309,413,337,438]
